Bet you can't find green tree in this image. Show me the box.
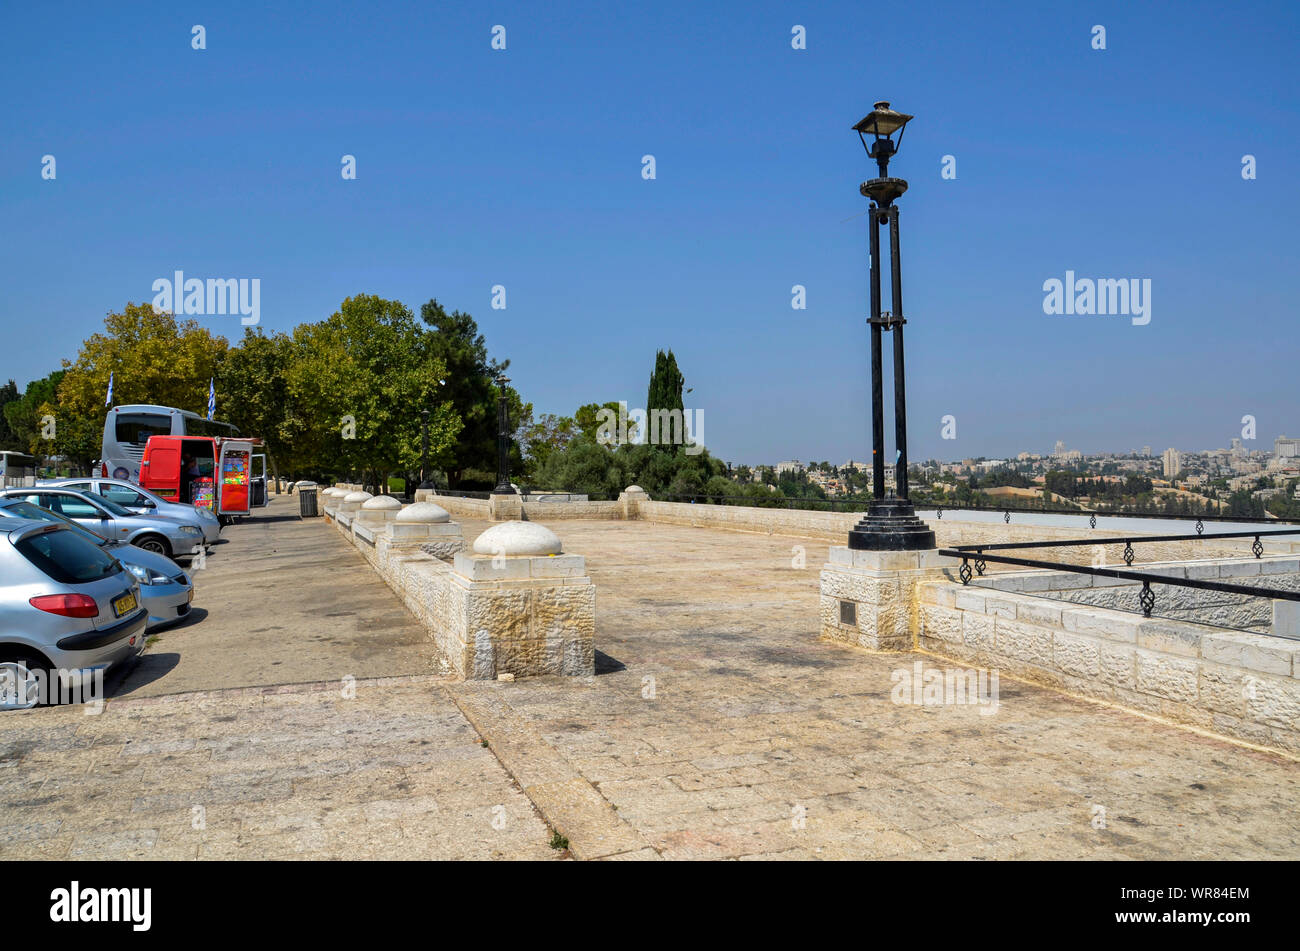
[2,370,64,454]
[419,299,521,488]
[645,349,685,453]
[0,379,21,450]
[289,295,460,490]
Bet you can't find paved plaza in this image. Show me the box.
[1,498,1297,860]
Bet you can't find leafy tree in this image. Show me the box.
[419,299,522,488]
[288,295,460,490]
[0,380,20,450]
[54,303,229,470]
[2,370,64,454]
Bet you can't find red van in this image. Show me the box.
[139,435,269,518]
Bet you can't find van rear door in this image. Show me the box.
[216,440,255,516]
[140,439,181,500]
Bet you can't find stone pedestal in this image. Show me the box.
[489,492,523,521]
[443,522,595,679]
[618,484,648,520]
[337,490,372,528]
[820,546,950,651]
[389,501,463,560]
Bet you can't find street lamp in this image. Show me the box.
[493,373,516,495]
[847,101,935,551]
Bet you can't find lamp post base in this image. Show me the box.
[847,498,935,551]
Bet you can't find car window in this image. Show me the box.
[15,528,120,584]
[0,500,111,544]
[62,481,93,492]
[79,492,134,518]
[43,494,104,519]
[100,485,149,507]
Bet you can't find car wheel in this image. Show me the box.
[0,651,52,711]
[135,534,171,557]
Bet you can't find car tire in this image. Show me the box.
[134,534,171,557]
[0,650,54,711]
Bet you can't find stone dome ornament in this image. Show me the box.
[397,501,451,523]
[342,491,373,504]
[473,521,562,557]
[361,495,402,511]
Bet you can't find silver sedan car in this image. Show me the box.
[43,478,221,545]
[0,519,147,710]
[0,498,193,630]
[0,487,205,561]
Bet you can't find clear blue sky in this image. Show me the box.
[2,0,1296,465]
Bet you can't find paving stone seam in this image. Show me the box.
[446,685,661,861]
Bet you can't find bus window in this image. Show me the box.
[115,412,172,447]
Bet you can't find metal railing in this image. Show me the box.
[940,529,1300,619]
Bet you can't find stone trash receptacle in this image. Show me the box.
[443,521,595,679]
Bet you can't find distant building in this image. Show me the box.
[775,460,804,477]
[1053,440,1067,458]
[1162,448,1183,479]
[1142,446,1152,457]
[1275,436,1300,460]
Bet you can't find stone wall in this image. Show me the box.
[917,565,1300,757]
[976,557,1300,634]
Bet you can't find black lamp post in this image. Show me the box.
[847,101,935,551]
[492,373,516,495]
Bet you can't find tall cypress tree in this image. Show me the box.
[646,349,685,452]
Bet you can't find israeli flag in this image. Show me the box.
[207,378,215,420]
[105,371,113,407]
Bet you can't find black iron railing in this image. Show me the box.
[940,529,1300,619]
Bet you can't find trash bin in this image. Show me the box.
[297,481,319,518]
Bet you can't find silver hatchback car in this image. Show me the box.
[43,478,221,546]
[0,487,205,561]
[0,498,194,630]
[0,519,147,710]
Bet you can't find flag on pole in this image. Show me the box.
[105,372,113,407]
[207,378,215,420]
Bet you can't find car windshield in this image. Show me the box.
[0,499,111,545]
[80,491,135,518]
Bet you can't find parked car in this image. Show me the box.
[0,498,193,629]
[0,518,147,710]
[0,487,205,560]
[41,477,221,545]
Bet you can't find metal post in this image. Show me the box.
[869,206,885,500]
[494,375,515,494]
[889,205,909,501]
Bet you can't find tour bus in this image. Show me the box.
[100,404,239,483]
[0,451,38,489]
[139,434,270,520]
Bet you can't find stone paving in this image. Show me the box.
[2,502,1297,860]
[0,678,555,860]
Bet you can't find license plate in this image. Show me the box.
[113,591,137,617]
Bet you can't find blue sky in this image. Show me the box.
[2,0,1297,465]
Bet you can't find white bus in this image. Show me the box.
[0,451,38,489]
[100,404,239,483]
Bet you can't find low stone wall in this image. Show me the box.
[917,566,1300,756]
[976,557,1300,634]
[324,487,594,679]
